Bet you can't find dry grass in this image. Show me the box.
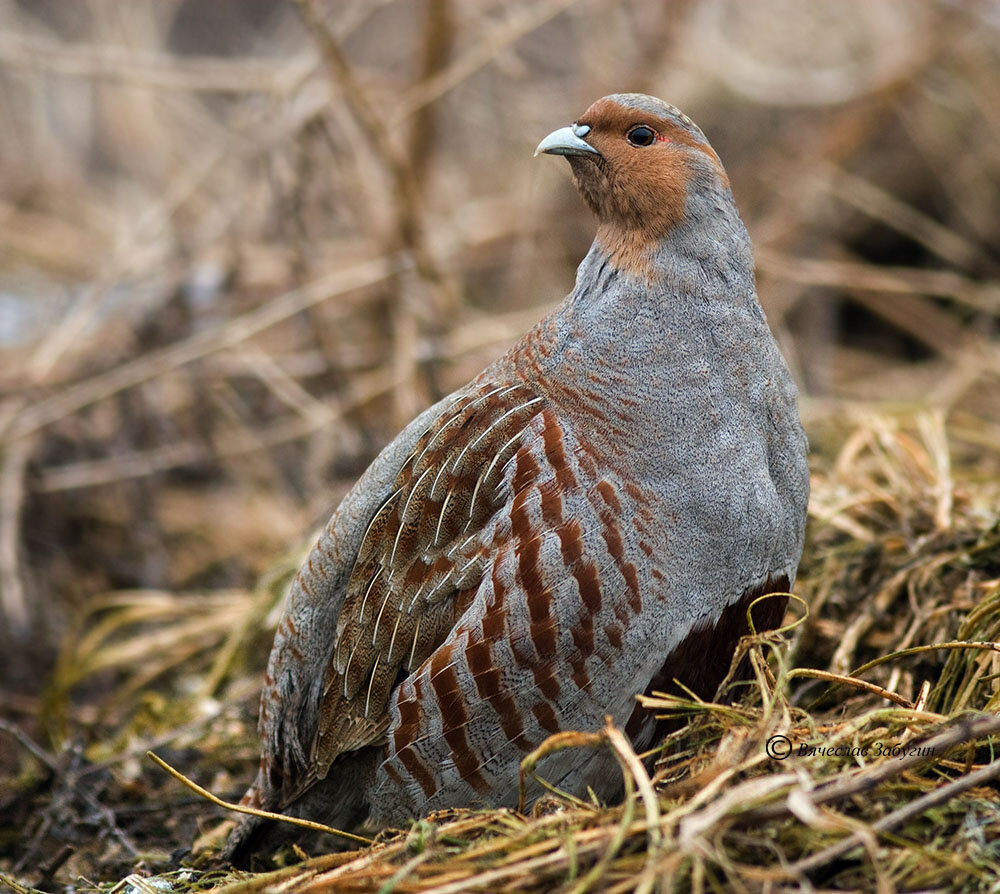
[1,0,999,891]
[130,415,1000,893]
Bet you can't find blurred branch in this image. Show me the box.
[0,31,295,93]
[295,0,458,422]
[2,255,407,445]
[1,51,321,413]
[35,364,398,493]
[34,300,555,493]
[0,438,31,636]
[409,0,454,184]
[824,166,985,272]
[389,0,585,124]
[756,249,1000,315]
[844,289,972,361]
[294,0,450,298]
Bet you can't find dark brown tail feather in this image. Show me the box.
[626,574,790,744]
[222,748,380,869]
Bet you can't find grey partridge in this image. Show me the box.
[225,93,809,863]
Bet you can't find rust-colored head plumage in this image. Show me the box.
[536,93,732,278]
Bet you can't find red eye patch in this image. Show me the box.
[627,125,671,148]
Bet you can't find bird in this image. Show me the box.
[224,93,809,864]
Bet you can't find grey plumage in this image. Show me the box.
[224,93,808,865]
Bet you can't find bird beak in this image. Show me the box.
[534,124,601,158]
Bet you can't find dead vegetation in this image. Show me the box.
[1,1,999,891]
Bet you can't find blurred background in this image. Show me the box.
[1,0,998,884]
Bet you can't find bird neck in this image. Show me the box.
[515,182,761,393]
[592,181,755,299]
[506,190,768,481]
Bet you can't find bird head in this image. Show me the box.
[536,93,733,279]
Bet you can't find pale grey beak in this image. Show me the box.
[534,124,601,158]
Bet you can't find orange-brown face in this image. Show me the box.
[570,97,727,237]
[536,95,729,277]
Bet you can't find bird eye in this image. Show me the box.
[626,125,656,147]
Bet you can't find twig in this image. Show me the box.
[0,46,322,442]
[787,668,914,708]
[0,719,59,772]
[515,719,660,894]
[739,712,1000,824]
[5,732,140,868]
[145,751,373,846]
[602,721,663,894]
[852,641,1000,677]
[519,730,603,814]
[0,870,46,894]
[790,753,1000,876]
